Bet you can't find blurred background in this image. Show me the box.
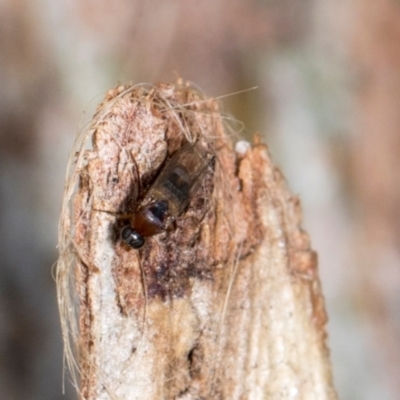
[1,0,399,399]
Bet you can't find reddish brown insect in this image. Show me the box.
[121,142,214,249]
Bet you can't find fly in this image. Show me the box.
[121,142,214,249]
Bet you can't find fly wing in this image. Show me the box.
[145,143,214,216]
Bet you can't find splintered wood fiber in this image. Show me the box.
[56,82,336,400]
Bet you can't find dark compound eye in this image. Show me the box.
[120,226,145,249]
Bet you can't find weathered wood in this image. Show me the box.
[57,82,336,399]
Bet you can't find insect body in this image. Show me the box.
[121,143,213,249]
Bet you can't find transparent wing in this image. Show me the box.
[145,143,213,216]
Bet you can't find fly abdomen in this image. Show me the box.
[163,166,191,204]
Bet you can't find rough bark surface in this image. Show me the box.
[57,82,336,399]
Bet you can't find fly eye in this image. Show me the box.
[121,226,145,249]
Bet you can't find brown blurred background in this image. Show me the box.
[1,1,399,399]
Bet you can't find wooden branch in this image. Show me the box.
[57,81,337,399]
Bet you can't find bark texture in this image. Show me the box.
[57,82,336,399]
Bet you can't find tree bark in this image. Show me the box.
[57,81,336,399]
